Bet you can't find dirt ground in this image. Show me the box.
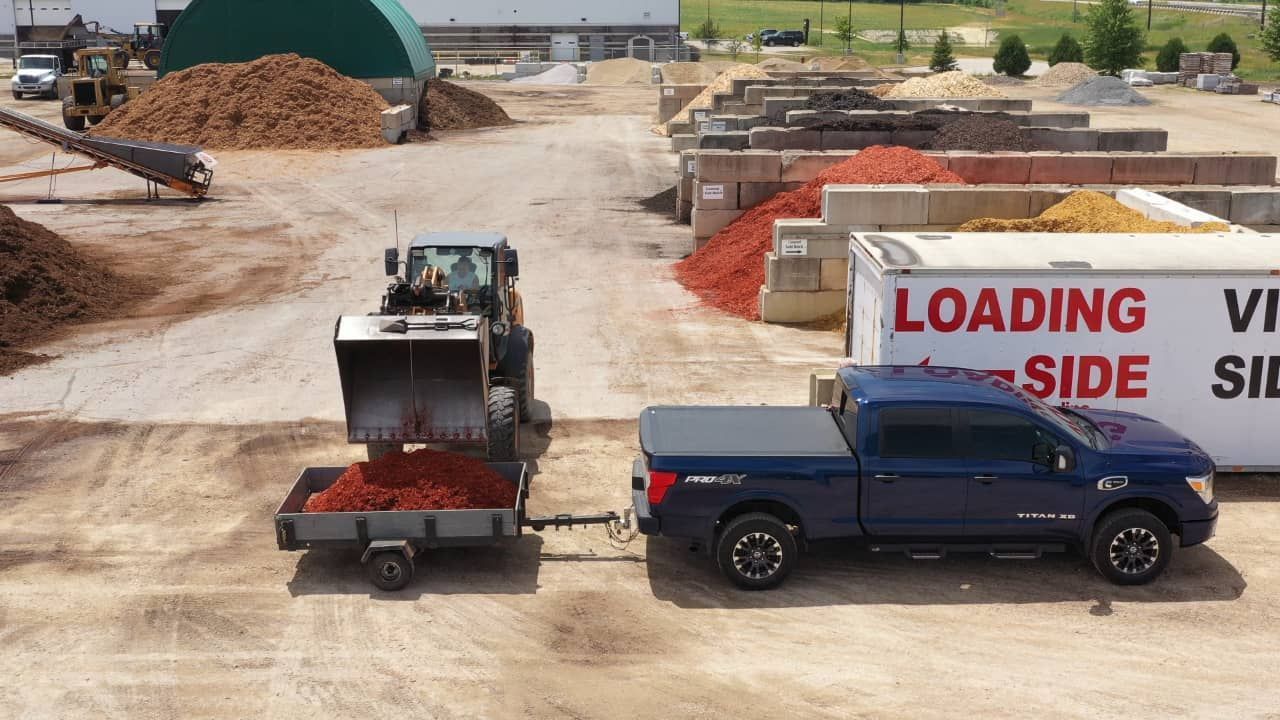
[1,83,1278,719]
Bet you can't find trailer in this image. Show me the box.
[844,231,1280,470]
[275,461,626,590]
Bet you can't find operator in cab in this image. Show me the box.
[448,256,480,293]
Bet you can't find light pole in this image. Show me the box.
[847,0,853,55]
[819,0,824,47]
[896,0,906,64]
[1147,0,1153,30]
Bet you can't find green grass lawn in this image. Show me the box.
[684,0,1280,81]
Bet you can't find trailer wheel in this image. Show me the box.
[716,512,796,590]
[367,551,414,591]
[367,443,404,461]
[1090,509,1172,586]
[487,385,520,461]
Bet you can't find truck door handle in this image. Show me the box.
[973,475,998,484]
[874,474,899,482]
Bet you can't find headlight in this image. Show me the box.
[1185,471,1214,504]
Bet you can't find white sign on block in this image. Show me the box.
[781,238,808,256]
[701,184,725,200]
[686,160,696,174]
[663,88,675,96]
[693,110,708,121]
[698,122,709,133]
[710,120,727,132]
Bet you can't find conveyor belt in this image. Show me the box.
[0,106,214,198]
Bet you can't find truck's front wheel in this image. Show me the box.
[1090,509,1172,585]
[716,512,796,590]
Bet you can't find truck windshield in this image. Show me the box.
[407,247,492,294]
[1016,393,1100,449]
[19,57,55,70]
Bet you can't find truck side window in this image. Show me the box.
[879,408,955,458]
[968,410,1057,462]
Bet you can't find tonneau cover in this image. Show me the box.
[640,406,852,457]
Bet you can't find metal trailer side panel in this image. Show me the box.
[847,240,886,363]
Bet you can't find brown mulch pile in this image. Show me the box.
[91,53,390,150]
[0,205,148,374]
[922,115,1037,152]
[422,79,514,131]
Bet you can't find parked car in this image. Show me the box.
[11,54,63,99]
[765,30,806,47]
[631,365,1218,590]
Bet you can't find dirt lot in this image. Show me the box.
[1,83,1278,719]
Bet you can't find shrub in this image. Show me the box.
[1084,0,1145,76]
[1263,8,1280,62]
[930,30,958,73]
[1206,33,1240,70]
[1048,34,1084,66]
[1155,37,1189,73]
[993,34,1032,77]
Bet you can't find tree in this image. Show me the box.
[694,18,721,46]
[1155,37,1189,73]
[1083,0,1145,76]
[1047,33,1084,66]
[752,29,764,62]
[992,34,1031,76]
[726,38,744,60]
[896,28,910,54]
[1263,7,1280,63]
[834,16,855,51]
[1206,33,1240,70]
[930,30,958,72]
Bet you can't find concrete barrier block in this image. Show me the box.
[1152,188,1233,220]
[1111,155,1195,185]
[927,187,1031,225]
[679,151,698,179]
[692,208,744,239]
[889,129,934,149]
[1019,112,1091,129]
[809,370,837,407]
[773,219,878,257]
[740,181,803,210]
[765,252,821,292]
[697,150,783,182]
[1025,127,1099,152]
[1192,154,1279,185]
[1116,187,1226,227]
[1230,189,1280,224]
[820,130,892,150]
[820,259,850,291]
[667,120,694,135]
[750,127,822,150]
[677,200,692,224]
[694,180,739,210]
[678,177,693,203]
[698,131,751,151]
[781,151,853,182]
[759,287,846,323]
[671,134,698,152]
[947,153,1032,184]
[823,185,929,225]
[1028,152,1114,184]
[922,152,950,170]
[1097,129,1168,152]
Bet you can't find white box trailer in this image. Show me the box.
[846,232,1280,470]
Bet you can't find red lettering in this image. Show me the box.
[1115,355,1149,398]
[1109,288,1147,333]
[1061,355,1076,398]
[894,288,924,332]
[1076,356,1113,399]
[1023,356,1056,398]
[1065,289,1105,332]
[928,288,966,333]
[1049,288,1064,332]
[966,288,1007,332]
[1011,288,1045,331]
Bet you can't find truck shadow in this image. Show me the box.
[643,538,1247,609]
[284,535,544,599]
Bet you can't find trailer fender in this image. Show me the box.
[361,539,417,565]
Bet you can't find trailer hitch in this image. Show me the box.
[523,511,620,532]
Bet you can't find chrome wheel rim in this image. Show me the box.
[378,561,403,583]
[732,532,783,579]
[1109,527,1159,574]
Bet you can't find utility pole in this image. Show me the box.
[1263,0,1268,29]
[897,0,906,64]
[1072,0,1080,22]
[1147,0,1153,30]
[818,0,824,46]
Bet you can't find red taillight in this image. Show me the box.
[647,471,678,505]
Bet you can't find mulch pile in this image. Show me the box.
[638,185,678,215]
[804,89,893,111]
[304,448,517,512]
[923,115,1036,152]
[959,190,1229,233]
[675,147,963,320]
[424,79,514,131]
[0,204,147,374]
[91,53,390,150]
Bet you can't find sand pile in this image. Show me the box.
[0,205,147,374]
[511,64,580,85]
[661,64,771,135]
[757,57,808,71]
[660,61,738,84]
[424,80,513,131]
[959,191,1228,232]
[808,56,874,72]
[1056,76,1150,106]
[887,71,1006,98]
[586,58,653,85]
[1034,62,1097,86]
[92,54,389,150]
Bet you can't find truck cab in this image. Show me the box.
[632,366,1218,590]
[12,54,63,99]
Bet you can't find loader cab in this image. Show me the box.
[133,23,165,50]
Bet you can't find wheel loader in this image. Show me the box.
[334,232,535,462]
[61,47,136,131]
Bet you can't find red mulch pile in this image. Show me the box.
[674,146,963,320]
[304,448,517,512]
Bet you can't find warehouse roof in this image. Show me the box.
[160,0,435,80]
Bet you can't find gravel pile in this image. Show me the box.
[886,71,1006,98]
[923,115,1036,152]
[510,64,580,85]
[424,80,513,131]
[661,64,771,135]
[805,89,893,111]
[959,191,1227,232]
[92,54,389,150]
[659,61,739,84]
[1034,62,1098,86]
[585,57,653,85]
[1056,76,1151,106]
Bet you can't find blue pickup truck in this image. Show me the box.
[631,366,1218,590]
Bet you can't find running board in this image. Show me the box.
[871,543,1066,560]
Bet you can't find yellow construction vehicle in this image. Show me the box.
[61,47,138,131]
[121,23,165,70]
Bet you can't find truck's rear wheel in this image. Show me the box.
[367,551,414,591]
[1090,509,1172,585]
[367,443,404,461]
[716,512,796,590]
[487,385,520,461]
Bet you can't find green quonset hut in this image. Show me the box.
[160,0,435,120]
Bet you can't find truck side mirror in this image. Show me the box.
[1052,445,1076,473]
[384,247,399,276]
[504,248,519,278]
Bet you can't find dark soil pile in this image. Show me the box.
[675,147,962,320]
[637,185,678,215]
[304,448,517,512]
[423,79,514,131]
[0,205,147,374]
[92,53,390,150]
[805,89,894,111]
[923,115,1037,152]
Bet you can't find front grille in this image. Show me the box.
[72,82,97,107]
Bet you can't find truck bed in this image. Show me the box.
[640,406,852,457]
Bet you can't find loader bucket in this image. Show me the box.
[334,315,491,445]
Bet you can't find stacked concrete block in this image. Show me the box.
[657,84,705,124]
[1024,127,1099,152]
[822,185,931,226]
[1111,155,1195,185]
[1229,189,1280,224]
[1096,128,1167,152]
[671,134,698,152]
[690,209,744,249]
[697,131,751,150]
[1115,188,1228,228]
[1190,153,1279,185]
[1028,152,1114,184]
[927,186,1031,225]
[675,149,697,223]
[947,153,1033,184]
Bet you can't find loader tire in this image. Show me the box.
[487,385,520,461]
[144,50,162,70]
[63,114,86,132]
